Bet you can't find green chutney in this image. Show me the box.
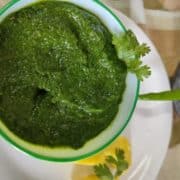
[0,1,127,149]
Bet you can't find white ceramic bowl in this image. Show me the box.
[0,0,139,162]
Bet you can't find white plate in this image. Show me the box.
[115,10,173,180]
[0,9,172,180]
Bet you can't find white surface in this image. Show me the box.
[129,0,146,24]
[0,5,172,180]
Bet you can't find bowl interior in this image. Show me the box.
[0,0,140,162]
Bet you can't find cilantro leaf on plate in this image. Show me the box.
[94,164,113,180]
[112,30,151,81]
[94,148,129,180]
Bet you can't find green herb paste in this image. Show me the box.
[0,1,127,149]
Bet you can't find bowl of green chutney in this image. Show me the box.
[0,0,139,162]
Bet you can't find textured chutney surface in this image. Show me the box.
[0,1,127,149]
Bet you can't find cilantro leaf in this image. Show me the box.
[94,164,113,180]
[114,149,129,177]
[106,155,117,165]
[106,149,129,177]
[94,148,129,180]
[112,30,151,81]
[126,59,151,81]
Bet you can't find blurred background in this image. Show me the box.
[0,0,180,179]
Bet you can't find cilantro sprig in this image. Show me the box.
[94,164,114,180]
[112,30,151,81]
[113,30,180,101]
[94,149,129,180]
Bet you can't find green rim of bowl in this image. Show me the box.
[0,0,140,162]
